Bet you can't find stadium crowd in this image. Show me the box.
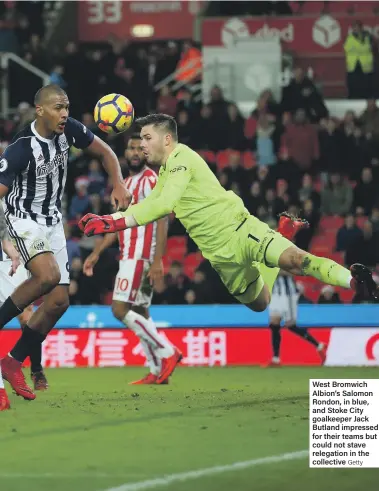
[1,3,379,306]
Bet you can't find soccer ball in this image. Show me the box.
[94,94,134,134]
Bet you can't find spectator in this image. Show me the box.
[152,277,170,305]
[360,99,379,141]
[208,85,229,120]
[251,89,280,121]
[319,118,343,173]
[226,103,246,150]
[87,158,106,195]
[165,261,191,304]
[370,206,379,233]
[251,114,280,167]
[298,173,320,209]
[281,108,320,180]
[50,65,67,88]
[265,188,286,216]
[296,282,313,304]
[320,173,353,216]
[276,179,291,208]
[222,151,247,191]
[185,270,214,304]
[176,87,198,118]
[318,286,341,304]
[64,223,81,267]
[69,180,91,220]
[245,182,265,215]
[336,214,363,259]
[344,20,375,99]
[353,167,377,215]
[156,85,177,116]
[295,198,320,251]
[175,40,202,85]
[193,105,218,151]
[345,220,379,268]
[90,194,112,217]
[281,67,328,122]
[177,110,193,146]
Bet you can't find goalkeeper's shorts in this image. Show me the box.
[209,215,293,304]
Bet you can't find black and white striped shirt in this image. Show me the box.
[272,275,298,297]
[0,118,94,226]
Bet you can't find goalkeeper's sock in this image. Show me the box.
[301,254,352,288]
[123,311,174,358]
[288,324,319,348]
[269,324,281,358]
[260,264,280,294]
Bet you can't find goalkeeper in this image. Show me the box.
[79,114,378,312]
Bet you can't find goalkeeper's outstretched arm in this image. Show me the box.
[113,165,191,227]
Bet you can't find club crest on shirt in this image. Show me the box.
[58,135,69,152]
[31,238,48,252]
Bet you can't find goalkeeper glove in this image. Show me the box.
[78,213,127,236]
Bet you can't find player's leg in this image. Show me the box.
[112,301,160,384]
[287,324,327,364]
[18,305,48,390]
[2,285,69,399]
[277,246,378,297]
[112,259,180,384]
[283,287,327,364]
[1,222,69,399]
[0,218,61,329]
[268,313,282,366]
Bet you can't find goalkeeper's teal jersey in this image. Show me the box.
[119,144,251,260]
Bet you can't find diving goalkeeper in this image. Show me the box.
[79,113,378,315]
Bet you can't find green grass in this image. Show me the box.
[1,367,378,491]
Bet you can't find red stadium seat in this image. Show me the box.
[242,151,256,169]
[197,150,216,163]
[356,216,368,229]
[167,236,187,250]
[319,216,344,231]
[216,150,241,171]
[183,252,204,279]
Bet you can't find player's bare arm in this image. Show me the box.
[87,135,132,211]
[83,232,118,277]
[148,217,168,286]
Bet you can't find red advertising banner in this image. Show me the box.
[78,1,204,42]
[0,328,332,367]
[202,14,379,53]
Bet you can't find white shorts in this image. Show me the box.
[112,259,153,307]
[0,260,29,303]
[268,293,299,324]
[6,216,70,284]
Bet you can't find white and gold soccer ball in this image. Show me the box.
[94,93,134,134]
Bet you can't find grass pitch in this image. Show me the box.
[1,367,378,491]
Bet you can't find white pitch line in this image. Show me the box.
[104,449,309,491]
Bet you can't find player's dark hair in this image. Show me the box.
[136,113,178,141]
[34,84,67,106]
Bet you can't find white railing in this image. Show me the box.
[0,52,50,118]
